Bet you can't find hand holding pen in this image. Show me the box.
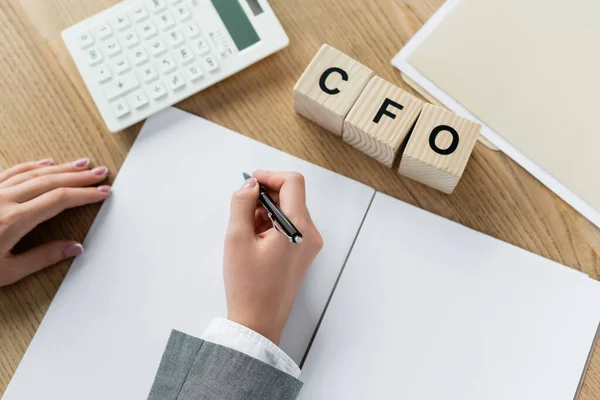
[243,172,303,244]
[223,171,323,344]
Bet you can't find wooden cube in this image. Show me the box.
[399,104,481,194]
[343,76,425,167]
[293,44,374,136]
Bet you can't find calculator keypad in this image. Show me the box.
[150,82,167,100]
[158,56,177,74]
[113,99,131,117]
[96,24,112,40]
[129,91,149,109]
[141,65,159,83]
[115,15,131,31]
[132,6,149,22]
[104,73,139,101]
[138,22,158,39]
[79,32,95,49]
[112,57,131,74]
[148,0,167,14]
[103,40,122,57]
[95,66,112,83]
[167,30,185,47]
[121,31,140,48]
[149,39,167,56]
[64,0,246,131]
[132,48,149,65]
[175,46,194,65]
[87,47,103,65]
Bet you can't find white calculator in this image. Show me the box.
[62,0,288,133]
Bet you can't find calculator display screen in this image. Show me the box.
[211,0,261,51]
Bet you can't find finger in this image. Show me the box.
[3,241,83,285]
[252,171,307,217]
[0,158,53,184]
[227,177,260,240]
[17,186,111,234]
[254,208,272,234]
[255,207,269,222]
[4,166,108,203]
[0,158,92,189]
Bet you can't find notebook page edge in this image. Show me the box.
[299,190,376,368]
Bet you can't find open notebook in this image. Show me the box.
[4,108,600,399]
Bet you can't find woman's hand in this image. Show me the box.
[0,158,111,286]
[223,171,323,345]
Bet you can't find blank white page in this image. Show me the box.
[3,108,374,400]
[299,192,600,400]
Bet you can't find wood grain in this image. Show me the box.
[0,0,599,398]
[399,103,481,193]
[344,76,424,167]
[293,44,373,136]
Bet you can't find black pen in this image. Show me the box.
[243,172,303,244]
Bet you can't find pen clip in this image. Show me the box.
[267,212,293,242]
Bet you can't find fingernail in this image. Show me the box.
[92,166,108,176]
[37,158,53,166]
[63,243,84,258]
[73,158,90,168]
[97,185,111,194]
[240,178,256,190]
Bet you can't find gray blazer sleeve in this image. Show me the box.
[147,330,303,400]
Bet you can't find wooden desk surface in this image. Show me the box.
[1,0,599,397]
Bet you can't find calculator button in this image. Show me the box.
[105,73,139,100]
[131,5,149,22]
[103,40,122,57]
[174,46,194,65]
[147,0,167,13]
[174,6,191,22]
[158,56,177,74]
[183,22,200,39]
[184,63,203,82]
[141,65,159,82]
[219,47,233,60]
[112,57,131,74]
[150,82,168,99]
[78,31,94,49]
[128,91,149,109]
[114,15,131,31]
[157,12,175,31]
[149,39,167,56]
[166,72,185,91]
[94,65,112,84]
[121,31,140,48]
[201,55,219,73]
[95,25,112,40]
[138,22,158,39]
[167,30,185,47]
[195,38,210,56]
[113,99,131,118]
[86,47,103,65]
[132,48,149,65]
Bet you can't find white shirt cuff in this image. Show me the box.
[202,317,301,378]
